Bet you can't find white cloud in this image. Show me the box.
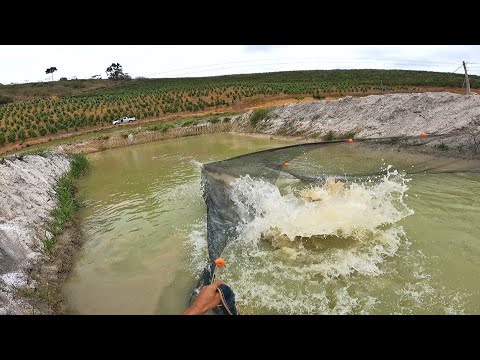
[0,45,478,84]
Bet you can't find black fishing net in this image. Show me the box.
[190,133,480,303]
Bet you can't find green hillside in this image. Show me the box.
[0,69,476,148]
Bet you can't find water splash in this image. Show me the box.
[188,164,470,314]
[229,165,413,248]
[184,218,209,273]
[214,166,418,314]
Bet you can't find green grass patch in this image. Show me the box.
[10,282,60,312]
[438,142,449,151]
[96,135,110,140]
[69,153,89,177]
[181,119,199,127]
[10,285,35,298]
[250,108,270,126]
[145,122,176,133]
[42,153,88,255]
[41,237,56,256]
[387,137,400,145]
[336,131,356,140]
[18,148,49,157]
[323,130,336,141]
[162,123,176,132]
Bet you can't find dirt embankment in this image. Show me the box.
[0,153,70,314]
[230,92,480,158]
[1,88,475,157]
[44,92,480,159]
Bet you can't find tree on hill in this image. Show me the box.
[45,67,57,81]
[106,63,131,81]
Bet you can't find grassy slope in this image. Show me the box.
[0,79,114,103]
[2,69,478,102]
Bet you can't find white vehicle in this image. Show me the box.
[112,116,136,125]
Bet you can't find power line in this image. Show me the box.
[145,62,461,79]
[452,64,462,73]
[144,57,459,78]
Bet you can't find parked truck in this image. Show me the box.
[112,116,136,125]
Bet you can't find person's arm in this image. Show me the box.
[183,280,224,315]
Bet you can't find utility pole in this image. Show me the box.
[463,61,471,95]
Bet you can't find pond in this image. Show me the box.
[64,133,480,314]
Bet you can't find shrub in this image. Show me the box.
[337,131,355,140]
[0,95,14,105]
[438,142,449,151]
[181,119,199,127]
[69,153,89,177]
[250,108,269,126]
[47,124,57,134]
[7,130,16,143]
[18,129,26,140]
[323,130,336,141]
[145,124,161,131]
[160,122,175,132]
[146,122,175,132]
[207,118,220,124]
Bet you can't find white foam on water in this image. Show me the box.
[184,219,209,273]
[187,165,469,314]
[229,167,413,247]
[217,167,416,314]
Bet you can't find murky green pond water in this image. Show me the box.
[64,134,480,314]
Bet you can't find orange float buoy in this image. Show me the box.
[284,162,289,168]
[348,138,353,144]
[420,132,427,138]
[214,258,225,267]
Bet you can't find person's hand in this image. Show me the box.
[183,280,224,315]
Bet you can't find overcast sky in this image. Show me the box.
[0,45,479,84]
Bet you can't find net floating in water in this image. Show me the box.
[190,135,480,303]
